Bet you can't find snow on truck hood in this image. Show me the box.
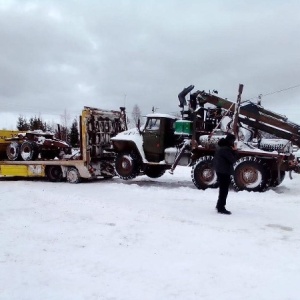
[111,128,146,161]
[111,127,142,141]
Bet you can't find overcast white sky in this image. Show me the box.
[1,0,300,129]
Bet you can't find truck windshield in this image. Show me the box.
[145,118,160,131]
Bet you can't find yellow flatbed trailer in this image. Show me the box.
[0,159,90,180]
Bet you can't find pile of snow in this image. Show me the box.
[0,167,299,300]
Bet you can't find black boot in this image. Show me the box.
[216,207,232,215]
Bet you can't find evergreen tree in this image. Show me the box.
[69,118,79,147]
[29,116,46,131]
[16,115,30,131]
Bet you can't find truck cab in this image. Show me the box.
[142,114,177,162]
[111,113,179,180]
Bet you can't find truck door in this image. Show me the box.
[143,117,164,162]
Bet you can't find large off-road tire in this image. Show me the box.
[144,166,166,178]
[269,170,286,187]
[6,142,20,161]
[46,166,63,182]
[232,156,271,192]
[191,156,219,190]
[115,152,141,180]
[66,167,81,183]
[20,141,38,161]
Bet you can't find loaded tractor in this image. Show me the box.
[111,84,300,192]
[5,131,72,161]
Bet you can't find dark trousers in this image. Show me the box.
[216,172,231,209]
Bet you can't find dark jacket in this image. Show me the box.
[213,137,237,175]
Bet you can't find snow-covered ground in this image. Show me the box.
[1,167,299,300]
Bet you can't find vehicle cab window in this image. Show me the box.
[145,118,160,131]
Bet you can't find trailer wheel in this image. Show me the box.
[115,152,141,180]
[20,141,38,161]
[232,156,271,192]
[144,166,166,178]
[6,142,20,161]
[46,166,63,182]
[66,167,81,183]
[191,156,219,190]
[269,170,285,187]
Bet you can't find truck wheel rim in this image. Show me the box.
[240,167,262,188]
[121,160,131,169]
[68,170,77,182]
[202,168,214,181]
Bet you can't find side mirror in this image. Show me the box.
[137,118,142,135]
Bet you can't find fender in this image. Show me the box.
[111,128,146,162]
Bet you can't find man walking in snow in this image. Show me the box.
[213,133,237,215]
